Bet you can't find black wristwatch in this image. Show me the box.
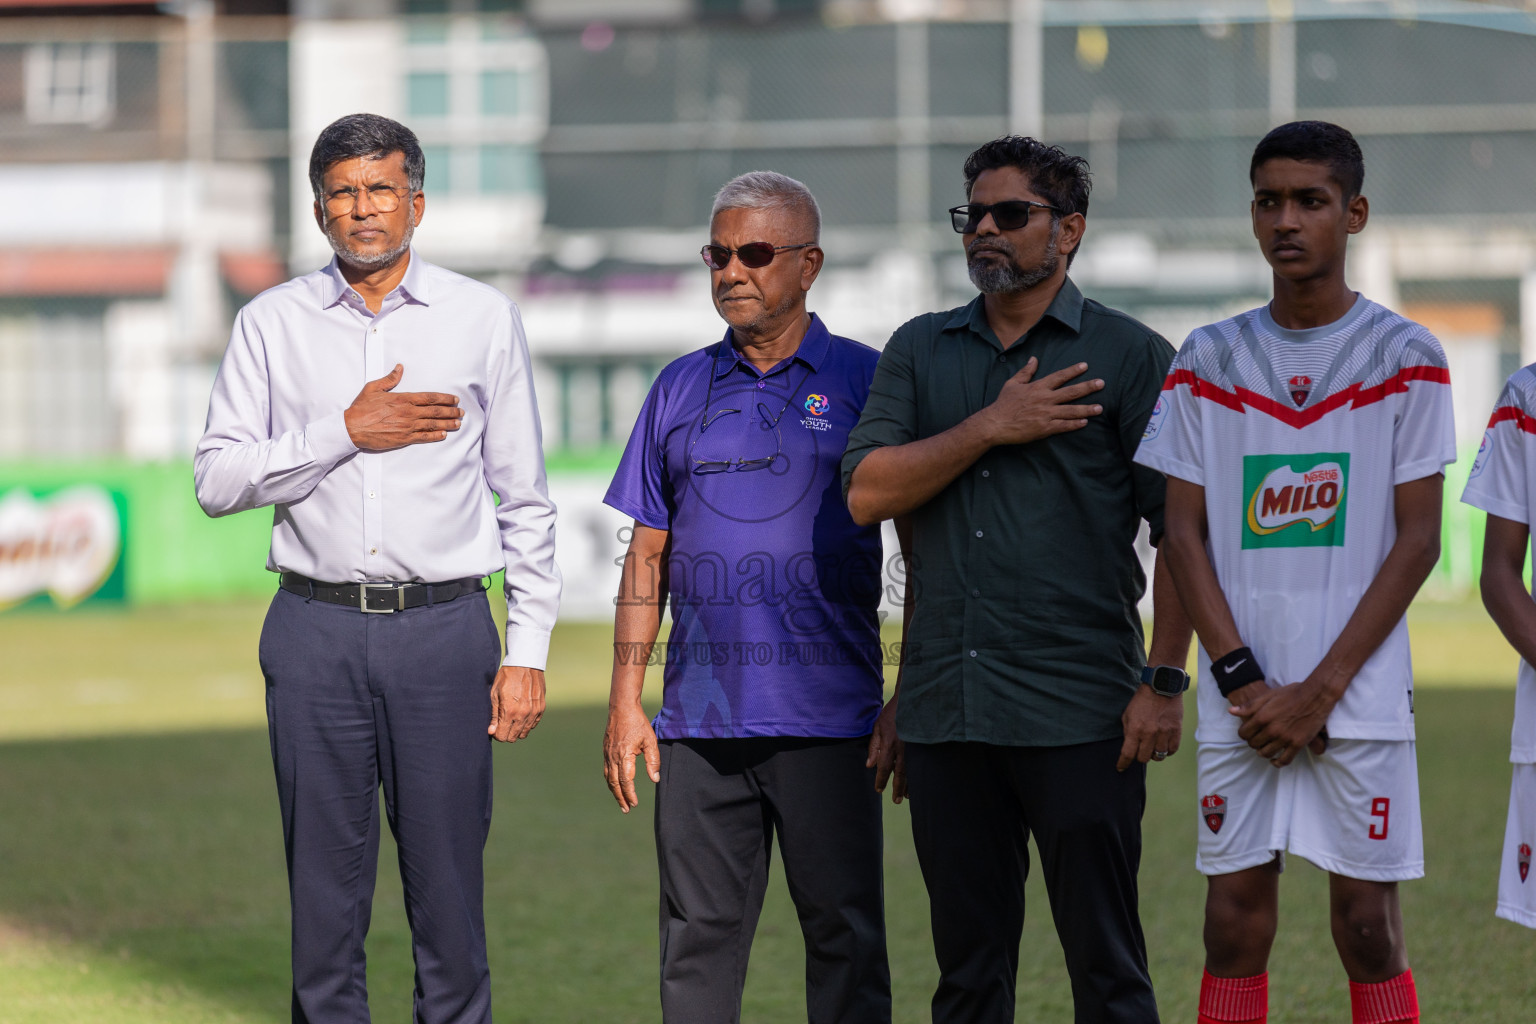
[1141,664,1190,698]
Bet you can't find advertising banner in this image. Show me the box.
[0,483,127,609]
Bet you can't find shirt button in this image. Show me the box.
[971,588,980,598]
[969,649,978,658]
[756,380,766,389]
[981,470,990,478]
[369,547,377,555]
[975,530,984,538]
[372,328,378,334]
[369,491,376,498]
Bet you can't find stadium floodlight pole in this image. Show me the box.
[1268,6,1297,125]
[1009,0,1044,139]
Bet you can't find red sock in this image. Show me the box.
[1198,969,1267,1024]
[1349,968,1419,1024]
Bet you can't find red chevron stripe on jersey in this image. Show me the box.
[1487,404,1536,435]
[1162,365,1450,428]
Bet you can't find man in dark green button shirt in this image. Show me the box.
[843,137,1194,1024]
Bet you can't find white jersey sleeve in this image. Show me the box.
[1392,331,1458,485]
[1463,370,1536,525]
[1134,329,1217,486]
[1462,366,1536,763]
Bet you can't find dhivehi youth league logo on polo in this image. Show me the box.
[803,393,829,416]
[1242,453,1349,549]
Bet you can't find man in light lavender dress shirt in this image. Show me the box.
[194,113,560,1024]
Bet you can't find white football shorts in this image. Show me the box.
[1195,739,1423,882]
[1496,762,1536,929]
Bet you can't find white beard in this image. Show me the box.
[325,214,415,271]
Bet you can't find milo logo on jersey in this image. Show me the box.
[1242,453,1350,549]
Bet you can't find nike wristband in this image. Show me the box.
[1211,646,1264,697]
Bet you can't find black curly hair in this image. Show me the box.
[962,136,1092,218]
[1249,121,1364,198]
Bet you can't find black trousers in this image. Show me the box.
[904,739,1158,1024]
[655,736,892,1024]
[259,587,502,1024]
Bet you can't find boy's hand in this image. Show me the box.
[1230,681,1337,766]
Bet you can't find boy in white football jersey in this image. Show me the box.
[1461,374,1536,930]
[1135,121,1454,1024]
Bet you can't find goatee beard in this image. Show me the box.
[967,233,1060,295]
[326,216,415,272]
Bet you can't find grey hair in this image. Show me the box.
[710,171,822,241]
[309,113,425,200]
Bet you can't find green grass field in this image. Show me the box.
[1,599,1533,1022]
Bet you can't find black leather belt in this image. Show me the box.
[279,572,486,614]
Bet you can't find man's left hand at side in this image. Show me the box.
[1117,684,1183,771]
[866,696,906,803]
[489,666,546,743]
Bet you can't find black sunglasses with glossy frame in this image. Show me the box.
[700,241,817,271]
[948,200,1059,234]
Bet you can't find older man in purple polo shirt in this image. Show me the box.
[602,171,891,1024]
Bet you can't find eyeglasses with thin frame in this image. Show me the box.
[700,241,817,271]
[690,407,783,474]
[689,359,814,474]
[948,200,1059,234]
[323,184,415,215]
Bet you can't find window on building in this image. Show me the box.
[407,72,451,117]
[545,358,660,453]
[480,143,541,194]
[480,69,522,116]
[422,144,452,194]
[25,43,115,127]
[403,15,546,199]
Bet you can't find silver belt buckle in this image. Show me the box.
[359,582,404,613]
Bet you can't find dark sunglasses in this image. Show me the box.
[948,200,1059,234]
[700,241,816,270]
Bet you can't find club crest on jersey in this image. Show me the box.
[1142,396,1169,442]
[1242,453,1350,549]
[1470,430,1492,480]
[1289,375,1312,408]
[1201,793,1227,834]
[1520,843,1531,883]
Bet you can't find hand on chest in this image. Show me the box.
[925,348,1118,445]
[274,313,488,429]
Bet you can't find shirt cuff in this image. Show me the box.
[503,624,552,671]
[1392,456,1453,487]
[307,409,359,466]
[1462,488,1531,525]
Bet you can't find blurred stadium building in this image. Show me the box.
[3,0,1536,609]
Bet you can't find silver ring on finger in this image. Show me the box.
[1152,750,1167,761]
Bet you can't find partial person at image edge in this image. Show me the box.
[1461,320,1536,933]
